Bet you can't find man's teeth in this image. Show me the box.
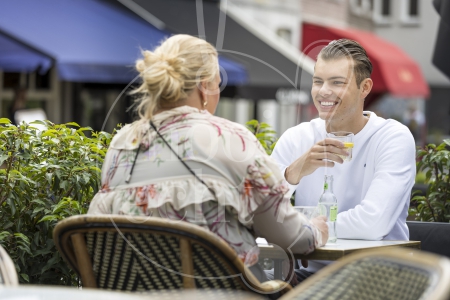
[322,102,335,106]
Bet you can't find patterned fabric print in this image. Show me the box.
[88,106,315,266]
[292,258,432,300]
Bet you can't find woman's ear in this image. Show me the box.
[360,78,373,100]
[199,81,208,100]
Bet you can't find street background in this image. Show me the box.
[0,0,449,146]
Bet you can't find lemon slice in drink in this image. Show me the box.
[343,142,354,148]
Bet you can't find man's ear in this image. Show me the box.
[360,78,373,100]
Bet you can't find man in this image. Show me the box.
[271,39,416,282]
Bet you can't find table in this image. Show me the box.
[258,239,421,280]
[0,286,264,300]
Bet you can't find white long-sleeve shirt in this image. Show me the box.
[271,111,416,272]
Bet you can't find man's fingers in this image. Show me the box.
[312,144,349,157]
[322,138,345,148]
[310,152,344,164]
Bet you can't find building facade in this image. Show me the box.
[299,0,450,142]
[231,0,445,142]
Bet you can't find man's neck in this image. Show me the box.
[325,113,370,134]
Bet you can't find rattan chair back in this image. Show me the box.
[0,244,18,285]
[54,215,290,295]
[280,247,450,300]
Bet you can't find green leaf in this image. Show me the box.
[0,118,12,124]
[0,231,11,241]
[64,122,80,127]
[30,120,48,126]
[1,222,14,230]
[31,199,48,206]
[45,172,53,185]
[38,215,59,223]
[90,147,105,156]
[20,273,29,282]
[33,206,46,214]
[41,130,58,137]
[7,198,16,216]
[76,127,93,133]
[0,154,9,165]
[14,233,30,243]
[59,180,69,190]
[436,142,447,151]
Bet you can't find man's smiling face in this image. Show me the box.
[311,56,363,128]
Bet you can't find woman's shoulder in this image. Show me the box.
[204,114,265,150]
[208,113,246,127]
[109,120,149,150]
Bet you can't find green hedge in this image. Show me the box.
[0,119,112,285]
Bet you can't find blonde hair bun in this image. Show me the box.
[133,34,219,120]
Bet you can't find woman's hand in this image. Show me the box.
[310,215,329,246]
[285,138,347,185]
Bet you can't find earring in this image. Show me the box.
[203,101,208,108]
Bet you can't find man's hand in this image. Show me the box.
[310,215,329,246]
[285,138,348,185]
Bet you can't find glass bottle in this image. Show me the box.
[318,175,337,243]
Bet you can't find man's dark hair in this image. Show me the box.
[318,39,373,88]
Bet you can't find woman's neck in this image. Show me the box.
[154,89,203,115]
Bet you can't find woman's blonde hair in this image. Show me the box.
[132,34,219,120]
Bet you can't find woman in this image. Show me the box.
[88,34,328,283]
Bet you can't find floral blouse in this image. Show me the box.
[88,106,321,266]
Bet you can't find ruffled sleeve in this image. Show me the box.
[240,155,323,254]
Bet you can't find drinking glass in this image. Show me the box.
[293,206,320,220]
[326,131,354,162]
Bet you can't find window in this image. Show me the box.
[373,0,392,24]
[276,28,292,44]
[35,69,51,89]
[2,72,26,89]
[400,0,420,25]
[409,0,419,16]
[350,0,372,18]
[381,0,391,16]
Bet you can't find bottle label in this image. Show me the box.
[324,182,328,190]
[330,205,337,222]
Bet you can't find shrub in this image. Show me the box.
[0,119,112,285]
[245,120,278,155]
[409,139,450,222]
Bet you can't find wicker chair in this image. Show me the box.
[280,247,450,300]
[53,215,291,296]
[0,244,18,285]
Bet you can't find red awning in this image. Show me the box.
[302,23,430,99]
